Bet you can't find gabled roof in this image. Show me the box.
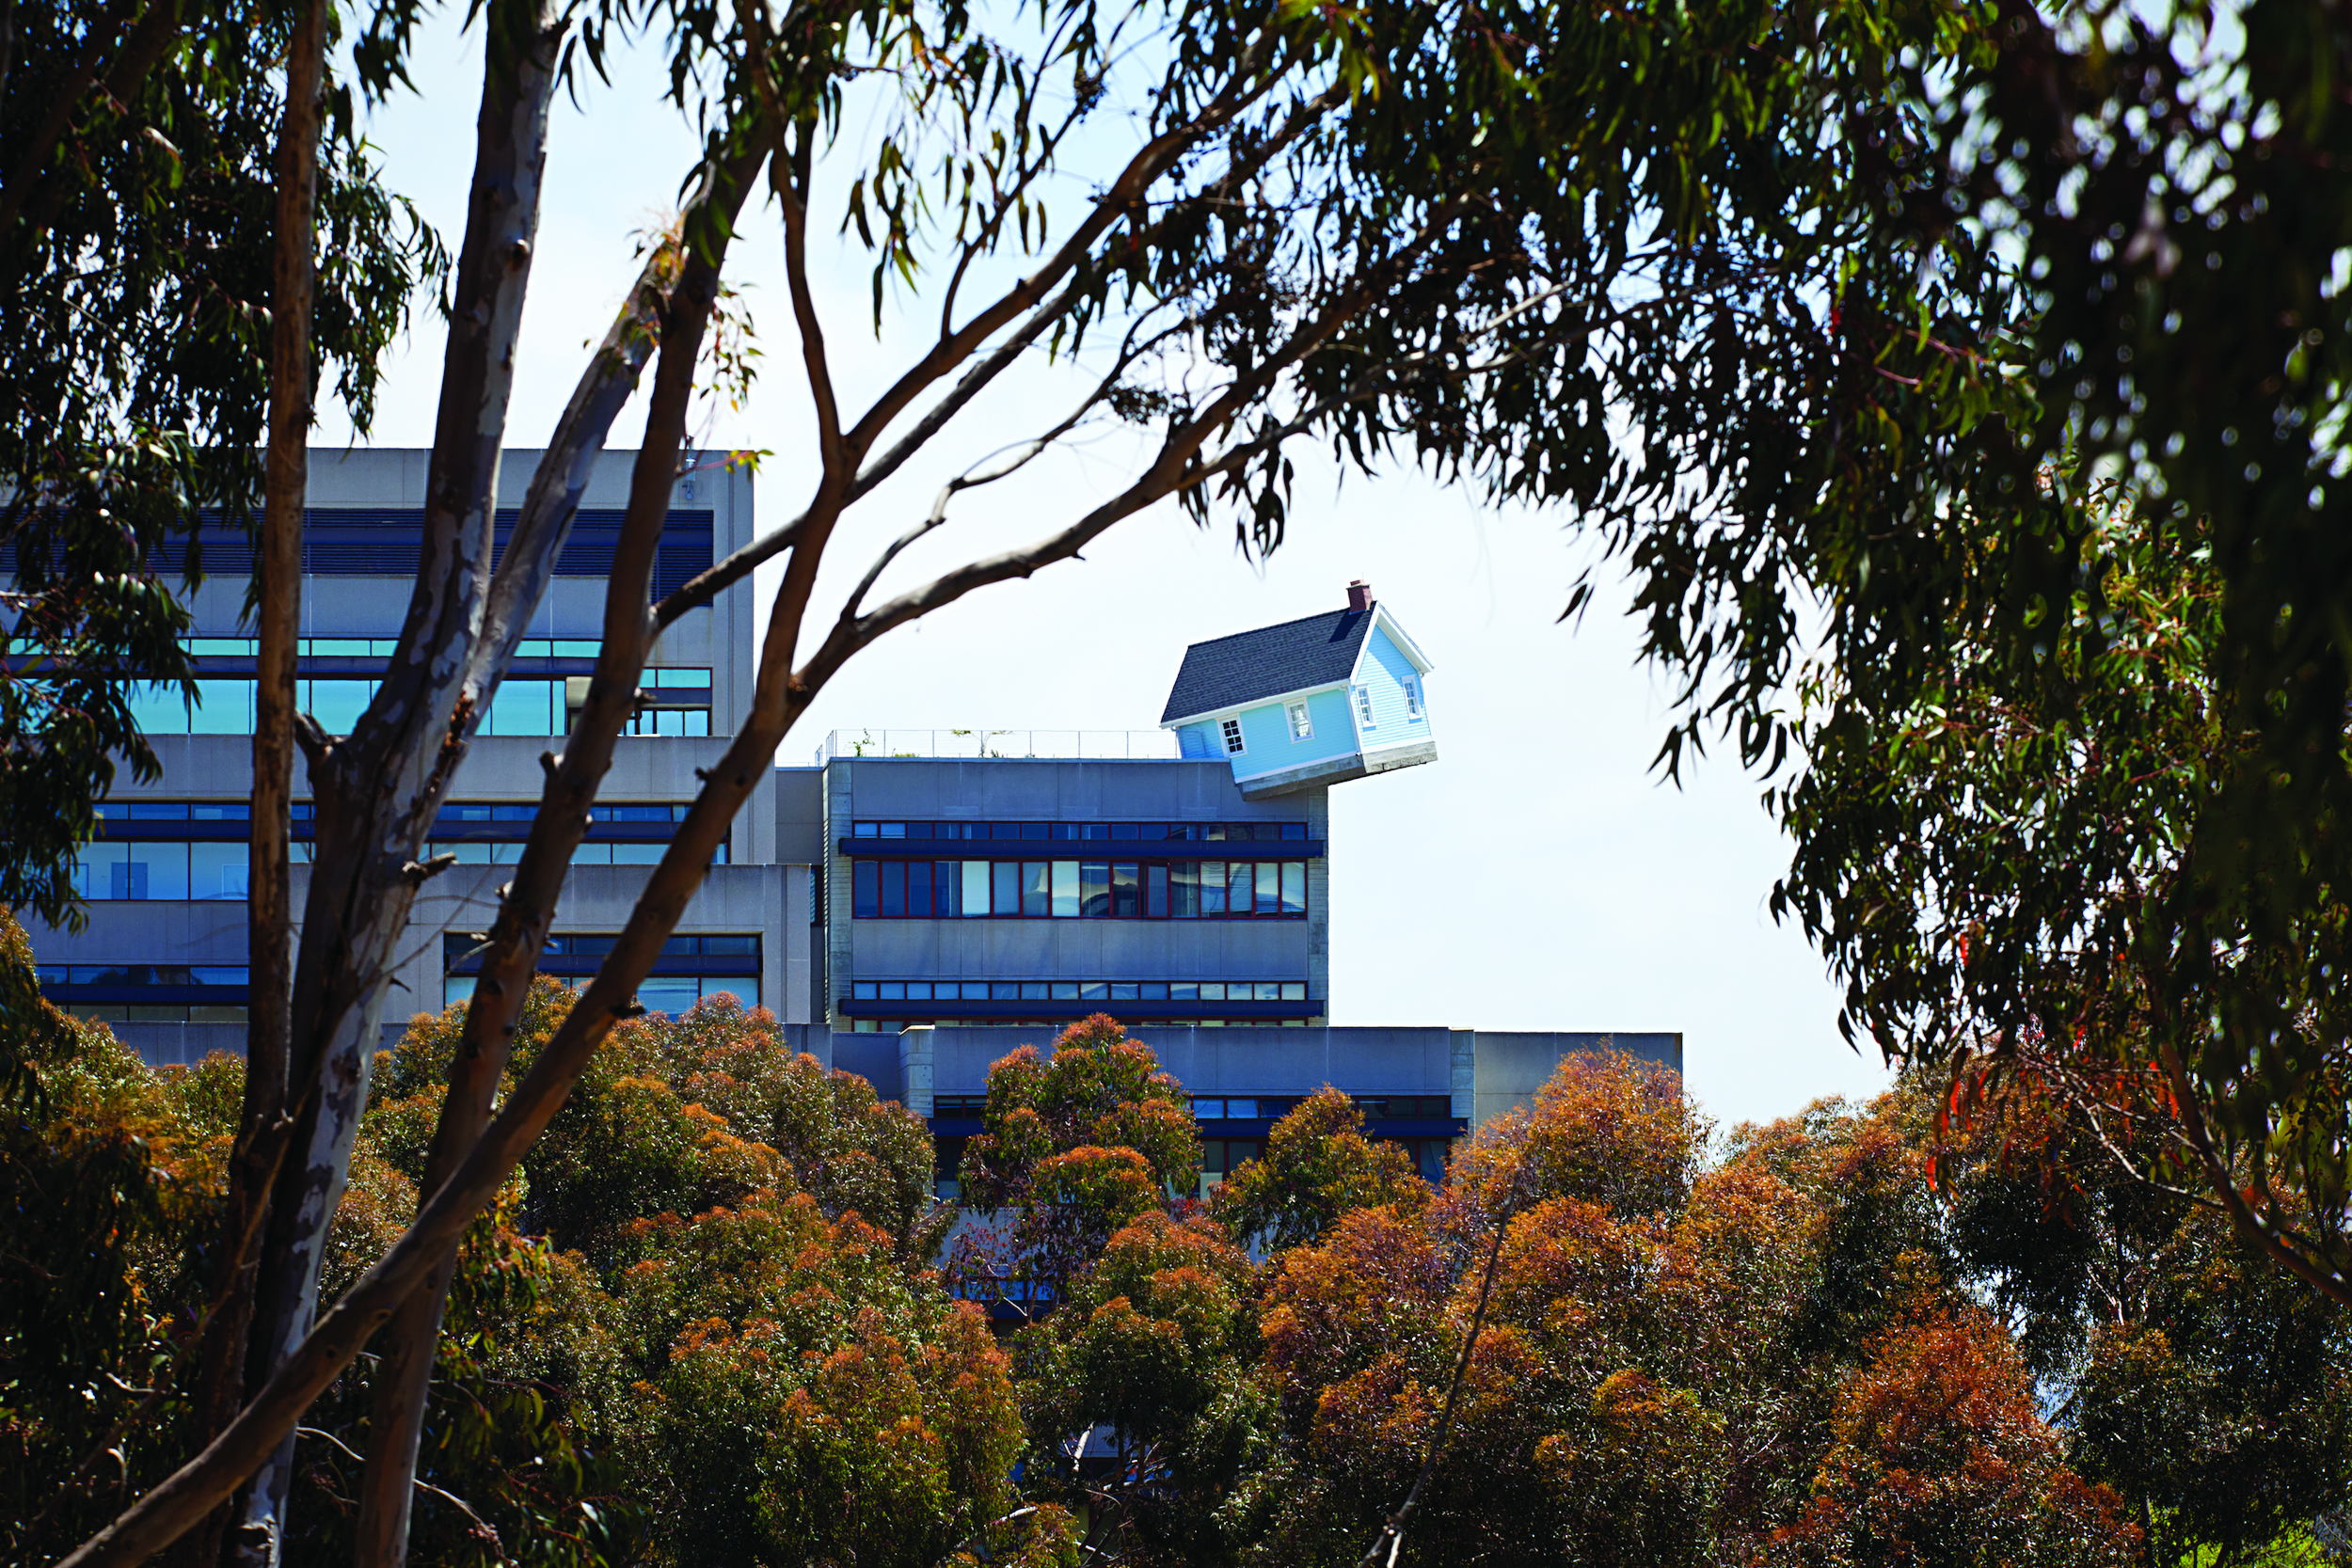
[1159,607,1377,725]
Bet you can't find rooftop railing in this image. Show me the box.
[813,728,1183,765]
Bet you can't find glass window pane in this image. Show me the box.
[127,682,190,736]
[1111,863,1139,917]
[853,860,878,918]
[1200,862,1226,916]
[637,977,698,1015]
[1052,861,1079,917]
[1169,862,1198,918]
[443,976,476,1009]
[880,861,906,918]
[76,842,126,899]
[1171,983,1198,1000]
[1022,862,1048,917]
[307,679,373,735]
[1080,862,1110,918]
[961,981,990,1000]
[1229,863,1252,913]
[935,861,960,916]
[908,860,933,917]
[190,842,247,900]
[700,977,760,1008]
[124,842,185,899]
[610,844,663,863]
[992,861,1019,916]
[1051,981,1080,1000]
[1255,861,1279,914]
[1200,982,1226,1001]
[1146,864,1168,918]
[571,843,613,864]
[190,679,254,734]
[961,861,991,916]
[1281,861,1306,914]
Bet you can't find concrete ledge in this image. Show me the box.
[1236,739,1437,799]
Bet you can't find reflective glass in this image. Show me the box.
[1051,861,1079,917]
[1080,862,1110,917]
[637,977,698,1015]
[1200,862,1227,915]
[961,860,990,916]
[1022,862,1049,917]
[1281,861,1306,914]
[1255,862,1279,914]
[305,679,374,735]
[127,842,186,898]
[1169,862,1199,918]
[128,682,189,736]
[190,842,246,900]
[991,861,1019,916]
[699,977,758,1007]
[1110,863,1139,917]
[190,679,255,734]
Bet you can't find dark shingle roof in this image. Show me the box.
[1160,607,1375,723]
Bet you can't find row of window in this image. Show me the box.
[124,676,712,737]
[63,1003,248,1023]
[91,800,696,832]
[36,963,246,988]
[850,1018,1321,1033]
[440,974,756,1011]
[850,819,1310,843]
[441,933,758,962]
[1187,680,1424,759]
[68,837,724,898]
[851,978,1308,1003]
[927,1091,1448,1122]
[851,859,1310,920]
[183,637,631,659]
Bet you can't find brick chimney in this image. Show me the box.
[1346,579,1373,612]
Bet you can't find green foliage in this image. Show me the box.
[1212,1086,1427,1250]
[957,1017,1204,1301]
[0,5,442,928]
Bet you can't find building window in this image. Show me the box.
[1286,701,1312,741]
[1404,677,1422,720]
[1354,685,1375,727]
[848,819,1309,842]
[440,930,758,1015]
[848,858,1311,919]
[1221,717,1245,754]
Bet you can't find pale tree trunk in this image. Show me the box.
[214,0,324,1560]
[349,6,564,1560]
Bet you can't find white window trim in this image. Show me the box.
[1403,677,1423,720]
[1286,700,1313,742]
[1220,716,1247,755]
[1352,684,1375,728]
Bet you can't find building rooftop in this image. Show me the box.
[1159,605,1377,724]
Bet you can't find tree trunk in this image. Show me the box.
[349,7,564,1561]
[210,0,323,1560]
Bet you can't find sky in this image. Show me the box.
[315,9,1894,1132]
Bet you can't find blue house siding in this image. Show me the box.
[1177,721,1219,758]
[1228,685,1357,781]
[1354,626,1428,741]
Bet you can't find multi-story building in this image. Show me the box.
[26,448,1677,1182]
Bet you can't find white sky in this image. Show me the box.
[315,9,1893,1131]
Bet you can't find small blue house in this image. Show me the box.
[1159,580,1436,798]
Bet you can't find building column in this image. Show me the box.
[898,1025,935,1118]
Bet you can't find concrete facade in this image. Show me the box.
[29,447,1681,1164]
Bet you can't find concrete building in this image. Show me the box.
[27,448,1677,1183]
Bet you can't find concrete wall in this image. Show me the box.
[32,445,807,1053]
[1470,1032,1684,1127]
[806,1023,1681,1129]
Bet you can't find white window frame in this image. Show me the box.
[1404,677,1423,720]
[1220,716,1246,754]
[1352,684,1375,728]
[1286,700,1314,741]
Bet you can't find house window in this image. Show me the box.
[1221,717,1245,753]
[1404,678,1423,720]
[1353,685,1375,727]
[1287,701,1313,741]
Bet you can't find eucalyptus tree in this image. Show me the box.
[48,0,1998,1560]
[0,0,435,931]
[1571,0,2352,1307]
